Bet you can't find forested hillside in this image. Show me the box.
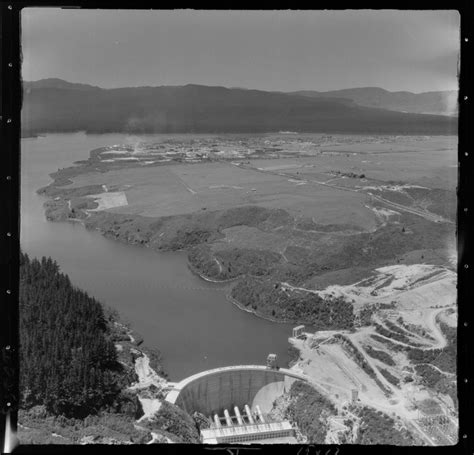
[19,252,127,417]
[21,80,457,135]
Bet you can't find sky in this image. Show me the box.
[21,9,460,93]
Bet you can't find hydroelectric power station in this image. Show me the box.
[165,351,312,443]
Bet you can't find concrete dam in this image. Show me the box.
[166,365,310,416]
[165,337,313,442]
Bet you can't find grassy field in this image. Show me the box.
[250,147,457,191]
[40,134,456,327]
[61,161,376,228]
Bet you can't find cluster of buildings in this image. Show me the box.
[98,135,380,168]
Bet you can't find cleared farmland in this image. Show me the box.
[58,161,378,229]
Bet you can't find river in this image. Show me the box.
[20,132,294,381]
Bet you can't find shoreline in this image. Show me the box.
[108,312,168,380]
[186,261,240,284]
[36,141,455,335]
[39,193,321,328]
[225,292,309,326]
[41,190,307,326]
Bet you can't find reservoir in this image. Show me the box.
[20,132,294,380]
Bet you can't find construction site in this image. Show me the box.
[164,286,458,446]
[287,294,458,446]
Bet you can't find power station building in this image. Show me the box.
[201,417,295,444]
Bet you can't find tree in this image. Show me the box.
[20,251,126,418]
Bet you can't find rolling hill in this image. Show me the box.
[21,79,457,135]
[289,87,458,117]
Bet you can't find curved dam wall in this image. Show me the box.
[166,365,309,416]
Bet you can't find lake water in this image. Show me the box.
[20,132,294,381]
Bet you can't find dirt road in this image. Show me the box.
[236,162,453,225]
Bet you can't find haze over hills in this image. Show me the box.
[288,87,458,117]
[23,78,102,91]
[21,79,457,136]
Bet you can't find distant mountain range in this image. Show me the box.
[21,79,457,136]
[287,87,458,117]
